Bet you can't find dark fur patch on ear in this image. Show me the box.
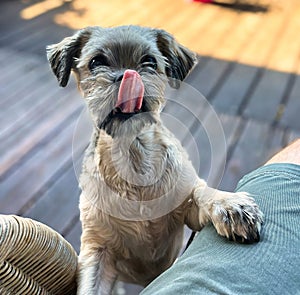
[46,28,92,87]
[155,29,197,87]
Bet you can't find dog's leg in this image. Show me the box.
[188,179,263,243]
[77,247,117,295]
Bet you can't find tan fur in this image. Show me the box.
[47,26,263,295]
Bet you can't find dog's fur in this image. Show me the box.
[47,26,263,295]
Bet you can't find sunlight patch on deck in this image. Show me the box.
[46,0,299,74]
[20,0,65,20]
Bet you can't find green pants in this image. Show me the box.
[141,164,300,295]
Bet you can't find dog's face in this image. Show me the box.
[47,26,196,137]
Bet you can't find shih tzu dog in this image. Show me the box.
[47,26,263,295]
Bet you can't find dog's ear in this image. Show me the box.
[46,28,92,87]
[154,29,197,88]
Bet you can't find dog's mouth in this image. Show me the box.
[116,69,144,114]
[109,105,144,122]
[99,70,155,135]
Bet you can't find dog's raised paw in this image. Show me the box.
[208,192,263,243]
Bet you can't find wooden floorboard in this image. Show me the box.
[1,120,76,213]
[0,92,82,179]
[211,63,258,114]
[220,119,285,191]
[23,161,81,234]
[281,73,300,130]
[1,1,300,294]
[186,57,230,98]
[286,130,300,144]
[243,69,291,121]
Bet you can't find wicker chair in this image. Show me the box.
[0,215,78,294]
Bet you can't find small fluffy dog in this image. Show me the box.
[47,26,263,295]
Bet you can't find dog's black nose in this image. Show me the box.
[114,73,124,83]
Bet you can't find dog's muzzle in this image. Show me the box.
[99,70,154,135]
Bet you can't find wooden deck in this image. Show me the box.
[1,0,300,293]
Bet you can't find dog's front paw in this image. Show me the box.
[208,191,263,243]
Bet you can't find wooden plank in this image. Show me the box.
[111,1,172,28]
[180,6,242,56]
[8,25,56,52]
[53,0,219,52]
[0,47,38,71]
[0,77,79,141]
[242,2,300,122]
[265,3,300,74]
[160,2,217,39]
[43,0,299,74]
[0,0,27,29]
[173,5,224,51]
[64,219,81,254]
[0,48,13,65]
[0,52,58,108]
[207,12,266,110]
[184,112,242,187]
[114,283,143,295]
[23,162,81,234]
[9,23,72,56]
[209,114,244,188]
[163,66,212,143]
[212,63,258,114]
[0,63,49,109]
[0,91,82,179]
[215,12,265,62]
[280,74,300,130]
[2,0,300,73]
[236,1,295,70]
[54,0,163,29]
[0,49,44,89]
[186,57,230,98]
[243,70,290,122]
[219,119,284,191]
[0,71,61,128]
[0,47,82,178]
[284,129,300,145]
[0,118,85,214]
[0,1,73,51]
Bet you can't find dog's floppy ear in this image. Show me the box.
[46,28,92,87]
[154,29,197,88]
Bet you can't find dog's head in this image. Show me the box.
[47,26,197,137]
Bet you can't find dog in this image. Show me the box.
[47,26,263,295]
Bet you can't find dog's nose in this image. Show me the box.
[114,73,124,83]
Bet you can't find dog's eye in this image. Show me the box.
[141,55,157,70]
[89,55,109,71]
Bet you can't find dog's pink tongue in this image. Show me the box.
[117,70,144,113]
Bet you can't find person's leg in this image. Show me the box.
[265,139,300,165]
[141,139,300,295]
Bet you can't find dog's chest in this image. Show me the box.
[110,200,188,275]
[97,129,182,201]
[111,216,184,285]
